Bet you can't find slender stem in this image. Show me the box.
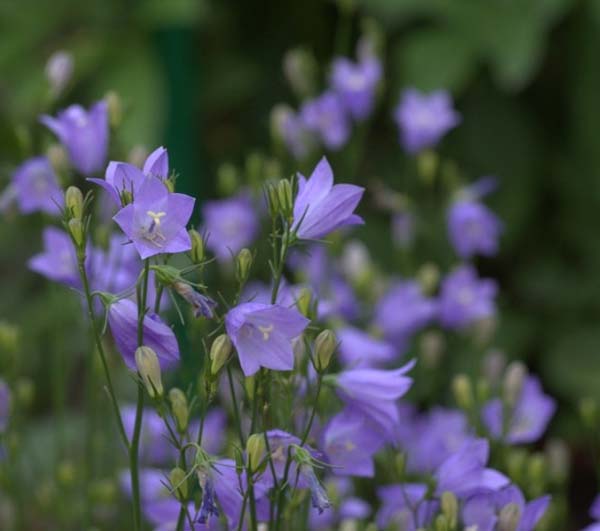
[227,364,245,446]
[300,375,322,446]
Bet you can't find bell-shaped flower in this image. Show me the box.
[28,227,81,288]
[300,92,351,150]
[448,199,503,259]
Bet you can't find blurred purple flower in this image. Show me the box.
[393,89,460,154]
[28,227,81,288]
[438,265,497,329]
[300,91,351,150]
[121,406,172,465]
[337,326,396,368]
[225,302,309,376]
[391,211,416,248]
[41,100,108,175]
[448,200,502,259]
[108,298,180,370]
[273,104,314,160]
[201,194,259,262]
[377,483,438,531]
[0,379,10,433]
[113,177,195,259]
[482,376,556,444]
[293,157,364,240]
[45,50,73,96]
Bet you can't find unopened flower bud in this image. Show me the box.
[45,50,73,96]
[503,361,527,408]
[440,491,458,529]
[105,90,123,128]
[419,331,445,368]
[135,346,163,398]
[527,453,546,496]
[283,48,317,99]
[266,181,280,219]
[210,334,232,376]
[580,397,598,428]
[0,321,18,357]
[545,438,569,483]
[189,229,205,264]
[482,349,506,387]
[68,218,84,247]
[296,287,312,317]
[217,163,238,196]
[236,248,253,283]
[65,186,84,220]
[245,375,256,401]
[417,150,438,185]
[246,433,266,472]
[170,467,188,501]
[434,514,450,531]
[417,262,440,295]
[452,374,473,410]
[169,388,189,433]
[498,502,521,531]
[314,330,337,371]
[234,446,245,475]
[277,179,294,220]
[506,449,527,484]
[46,144,68,177]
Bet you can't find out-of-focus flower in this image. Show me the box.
[45,50,73,96]
[201,194,258,262]
[448,199,502,259]
[272,104,314,160]
[121,407,173,465]
[301,92,351,150]
[107,299,180,370]
[0,157,63,215]
[0,379,11,433]
[172,282,217,319]
[293,157,364,240]
[28,227,81,287]
[391,211,416,248]
[225,302,309,376]
[393,89,460,154]
[322,407,384,477]
[113,177,195,259]
[337,326,396,368]
[438,265,497,329]
[330,55,382,121]
[482,376,556,444]
[377,483,438,531]
[40,101,109,175]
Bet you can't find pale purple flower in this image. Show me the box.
[28,227,80,287]
[322,408,384,477]
[273,105,314,160]
[45,50,73,96]
[340,498,371,520]
[317,276,360,322]
[201,194,258,262]
[108,298,180,370]
[482,376,556,444]
[438,265,497,329]
[225,302,309,376]
[300,91,351,150]
[0,379,10,433]
[392,211,416,248]
[330,55,382,120]
[1,157,63,215]
[89,234,140,295]
[333,360,415,436]
[293,157,364,240]
[337,326,396,368]
[448,200,502,259]
[40,101,109,175]
[393,89,460,154]
[377,483,438,531]
[88,146,169,205]
[113,177,195,259]
[189,408,227,455]
[584,496,600,531]
[121,406,173,465]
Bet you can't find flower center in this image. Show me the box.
[258,324,274,340]
[142,210,167,246]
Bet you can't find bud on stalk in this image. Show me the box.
[210,334,232,376]
[314,329,337,371]
[135,346,163,398]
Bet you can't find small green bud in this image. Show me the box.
[234,446,245,475]
[245,375,256,401]
[265,181,280,219]
[189,229,205,264]
[452,374,473,410]
[417,262,439,295]
[277,179,293,220]
[210,334,232,376]
[236,248,253,283]
[440,491,458,529]
[434,514,449,531]
[498,502,521,531]
[47,144,68,175]
[283,48,318,99]
[476,378,490,403]
[506,449,527,484]
[169,388,189,433]
[15,378,34,408]
[580,397,597,428]
[527,452,546,496]
[169,467,188,501]
[0,321,19,357]
[503,361,527,408]
[105,90,122,128]
[314,330,337,371]
[151,264,181,286]
[395,453,405,479]
[246,433,266,472]
[135,346,163,398]
[217,163,238,196]
[68,218,85,247]
[57,460,76,486]
[545,438,569,483]
[296,287,312,317]
[65,186,84,220]
[417,149,438,184]
[418,331,445,368]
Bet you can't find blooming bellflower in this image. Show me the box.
[482,376,556,444]
[300,91,351,150]
[28,227,81,288]
[330,55,382,121]
[40,100,109,175]
[377,483,438,531]
[337,326,396,368]
[108,298,180,370]
[393,88,460,154]
[225,302,309,376]
[272,104,314,160]
[292,157,364,240]
[0,157,63,215]
[113,176,195,259]
[201,194,259,262]
[448,199,502,259]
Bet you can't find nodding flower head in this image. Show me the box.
[197,469,219,524]
[173,282,217,319]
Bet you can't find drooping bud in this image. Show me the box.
[173,282,217,319]
[452,374,473,410]
[135,346,163,398]
[503,361,527,408]
[170,467,188,501]
[527,452,546,497]
[189,229,205,264]
[314,330,337,372]
[235,248,253,284]
[169,388,189,433]
[68,218,85,248]
[440,491,458,529]
[210,334,232,376]
[105,90,123,128]
[65,186,84,220]
[246,433,266,472]
[497,502,521,531]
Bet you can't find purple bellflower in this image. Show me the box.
[0,157,63,215]
[448,199,503,259]
[337,326,396,368]
[121,406,173,465]
[330,55,382,121]
[28,227,81,288]
[273,104,314,160]
[45,50,73,96]
[332,360,415,437]
[40,100,109,175]
[482,376,556,444]
[377,483,438,531]
[300,91,351,150]
[225,302,309,376]
[201,193,259,262]
[113,176,195,259]
[292,157,364,240]
[108,298,180,370]
[0,379,10,433]
[438,265,497,329]
[583,495,600,531]
[88,146,169,205]
[393,89,460,154]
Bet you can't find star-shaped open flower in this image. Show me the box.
[225,302,309,376]
[113,177,195,259]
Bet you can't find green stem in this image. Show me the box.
[300,375,322,446]
[227,364,245,446]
